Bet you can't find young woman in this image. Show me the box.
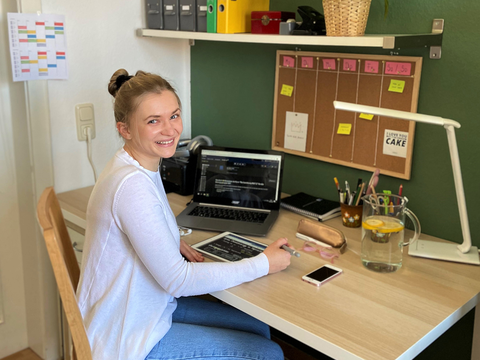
[76,69,293,360]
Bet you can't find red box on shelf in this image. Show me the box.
[251,11,296,34]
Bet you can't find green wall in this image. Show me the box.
[190,2,479,357]
[191,0,480,249]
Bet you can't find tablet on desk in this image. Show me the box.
[192,232,267,262]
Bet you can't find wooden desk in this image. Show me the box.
[58,186,480,360]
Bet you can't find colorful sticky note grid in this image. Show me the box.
[359,113,374,120]
[337,123,352,135]
[283,56,295,67]
[322,59,336,70]
[388,80,406,93]
[281,84,294,97]
[301,57,313,68]
[343,59,356,72]
[364,61,379,74]
[385,62,412,76]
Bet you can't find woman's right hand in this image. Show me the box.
[263,237,292,274]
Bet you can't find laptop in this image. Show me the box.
[176,146,284,237]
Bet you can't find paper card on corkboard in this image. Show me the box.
[383,129,408,158]
[284,111,308,152]
[281,84,294,97]
[301,57,314,68]
[283,56,295,67]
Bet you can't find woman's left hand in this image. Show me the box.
[180,239,205,262]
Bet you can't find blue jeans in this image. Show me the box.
[146,297,284,360]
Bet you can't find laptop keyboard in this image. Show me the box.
[188,206,268,223]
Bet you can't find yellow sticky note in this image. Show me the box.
[281,84,294,97]
[388,80,406,93]
[337,123,352,135]
[359,113,374,120]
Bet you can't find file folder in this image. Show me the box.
[206,0,217,33]
[197,0,208,32]
[217,0,269,34]
[179,0,195,31]
[146,0,164,29]
[164,0,179,30]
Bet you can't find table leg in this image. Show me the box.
[472,306,480,360]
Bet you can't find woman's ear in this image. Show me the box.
[117,122,131,140]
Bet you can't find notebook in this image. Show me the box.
[176,146,284,236]
[281,192,341,221]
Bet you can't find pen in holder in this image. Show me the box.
[340,203,362,228]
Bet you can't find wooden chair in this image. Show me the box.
[37,187,92,360]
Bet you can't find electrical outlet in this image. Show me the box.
[75,103,96,141]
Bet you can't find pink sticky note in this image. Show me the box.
[385,62,412,76]
[301,57,313,68]
[323,59,336,70]
[343,59,356,72]
[364,61,379,74]
[283,56,295,67]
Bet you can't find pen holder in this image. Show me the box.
[340,203,362,228]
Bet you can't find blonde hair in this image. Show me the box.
[108,69,181,128]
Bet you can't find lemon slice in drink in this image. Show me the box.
[377,219,404,233]
[363,218,384,230]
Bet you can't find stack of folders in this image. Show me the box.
[146,0,209,32]
[146,0,269,34]
[281,192,341,222]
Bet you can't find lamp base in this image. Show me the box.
[408,239,480,265]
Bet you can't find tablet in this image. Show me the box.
[192,232,267,262]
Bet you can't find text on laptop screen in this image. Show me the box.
[196,149,282,208]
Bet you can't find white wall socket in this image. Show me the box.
[75,103,96,141]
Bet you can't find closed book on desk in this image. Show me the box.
[281,192,341,221]
[217,0,269,34]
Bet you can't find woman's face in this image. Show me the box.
[119,91,183,171]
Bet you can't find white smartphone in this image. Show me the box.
[302,264,343,286]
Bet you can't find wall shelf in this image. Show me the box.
[137,19,444,58]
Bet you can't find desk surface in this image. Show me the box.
[58,186,480,360]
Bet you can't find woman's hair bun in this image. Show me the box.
[108,69,131,97]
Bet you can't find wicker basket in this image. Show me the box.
[323,0,372,36]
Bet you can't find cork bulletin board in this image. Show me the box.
[272,50,423,180]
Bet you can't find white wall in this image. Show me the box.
[42,0,191,193]
[0,0,28,355]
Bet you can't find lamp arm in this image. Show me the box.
[445,125,472,253]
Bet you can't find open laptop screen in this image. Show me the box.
[193,147,284,211]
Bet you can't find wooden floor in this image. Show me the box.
[1,349,42,360]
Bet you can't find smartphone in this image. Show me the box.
[302,264,343,286]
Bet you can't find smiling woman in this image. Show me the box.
[75,69,291,360]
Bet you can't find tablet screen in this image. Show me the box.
[193,232,267,262]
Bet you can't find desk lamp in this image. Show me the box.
[333,101,480,265]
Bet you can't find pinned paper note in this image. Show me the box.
[388,80,406,93]
[385,62,412,76]
[283,56,295,67]
[383,129,408,158]
[322,59,336,70]
[281,84,294,97]
[359,113,374,120]
[285,112,308,152]
[364,61,379,74]
[343,59,356,72]
[301,57,313,68]
[337,123,352,135]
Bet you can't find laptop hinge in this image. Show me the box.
[198,203,271,213]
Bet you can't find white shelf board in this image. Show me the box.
[138,28,396,48]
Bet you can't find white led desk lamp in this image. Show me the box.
[333,101,480,265]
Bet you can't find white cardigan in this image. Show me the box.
[76,149,269,360]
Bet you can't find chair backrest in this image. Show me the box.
[37,187,92,360]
